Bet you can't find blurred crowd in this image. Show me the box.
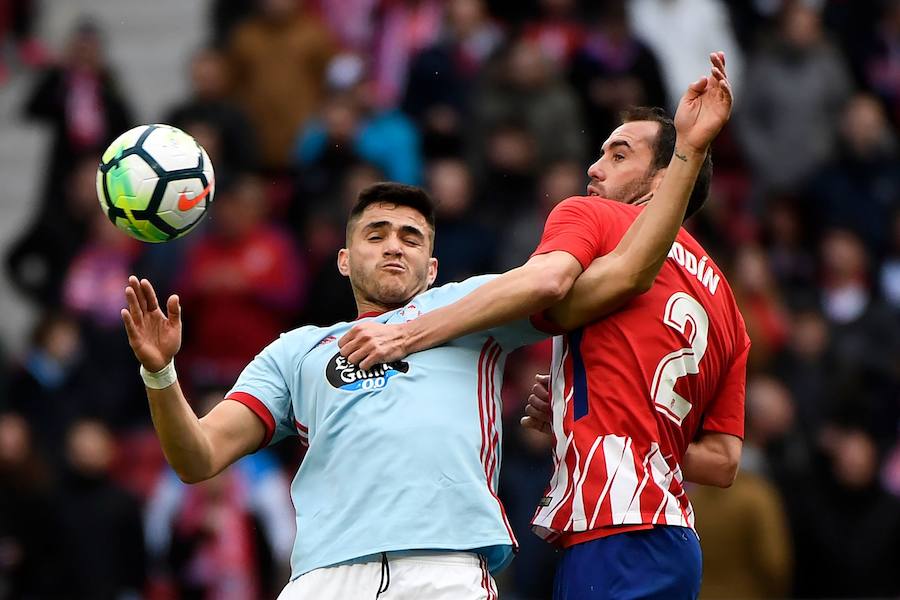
[2,0,900,598]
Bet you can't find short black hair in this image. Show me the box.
[619,106,713,219]
[347,182,436,243]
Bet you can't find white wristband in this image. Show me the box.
[140,359,178,389]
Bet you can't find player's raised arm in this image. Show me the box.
[121,276,264,483]
[546,52,733,331]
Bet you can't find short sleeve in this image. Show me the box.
[702,336,750,439]
[226,337,297,450]
[531,197,608,270]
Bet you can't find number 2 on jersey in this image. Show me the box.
[650,292,709,425]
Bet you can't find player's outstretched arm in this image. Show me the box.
[121,276,264,483]
[546,52,733,331]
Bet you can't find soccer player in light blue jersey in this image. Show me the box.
[122,167,707,596]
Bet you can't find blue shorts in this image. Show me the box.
[553,526,702,600]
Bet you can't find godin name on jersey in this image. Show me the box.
[667,241,720,296]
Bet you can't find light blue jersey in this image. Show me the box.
[226,275,545,579]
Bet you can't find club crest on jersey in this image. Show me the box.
[325,353,409,391]
[397,303,421,322]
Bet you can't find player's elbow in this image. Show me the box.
[173,462,216,485]
[713,460,740,488]
[536,273,572,304]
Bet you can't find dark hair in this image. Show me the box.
[619,106,713,219]
[347,182,436,243]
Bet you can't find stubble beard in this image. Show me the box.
[351,262,429,310]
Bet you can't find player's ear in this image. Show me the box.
[337,248,351,277]
[426,257,438,287]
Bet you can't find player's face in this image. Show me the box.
[339,203,438,310]
[586,121,664,204]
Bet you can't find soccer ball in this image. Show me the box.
[96,124,215,242]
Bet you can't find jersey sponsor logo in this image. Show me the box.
[325,352,409,391]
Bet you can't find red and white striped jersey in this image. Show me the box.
[529,197,750,546]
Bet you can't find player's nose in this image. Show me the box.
[587,158,605,181]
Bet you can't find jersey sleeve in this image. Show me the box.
[702,336,751,439]
[531,197,609,270]
[226,336,297,450]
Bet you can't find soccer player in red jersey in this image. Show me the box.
[340,52,741,598]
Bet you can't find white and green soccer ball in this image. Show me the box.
[96,124,215,242]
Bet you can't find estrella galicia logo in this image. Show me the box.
[325,353,409,391]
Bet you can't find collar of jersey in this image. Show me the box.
[356,311,386,319]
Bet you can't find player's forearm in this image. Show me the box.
[146,382,217,484]
[682,433,742,488]
[545,257,636,331]
[614,141,707,291]
[402,253,582,353]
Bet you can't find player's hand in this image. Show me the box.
[338,322,410,371]
[673,51,733,154]
[520,373,553,436]
[121,275,182,373]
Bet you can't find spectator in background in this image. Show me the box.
[788,427,900,598]
[859,0,900,127]
[737,2,853,196]
[22,18,133,210]
[495,158,583,271]
[478,120,540,223]
[0,0,49,83]
[522,0,583,69]
[370,0,444,108]
[474,36,586,168]
[310,0,380,52]
[6,313,88,463]
[62,212,147,429]
[810,93,900,256]
[57,419,146,599]
[730,244,790,370]
[627,0,743,112]
[690,374,793,600]
[6,156,99,306]
[144,390,295,598]
[165,48,259,177]
[818,229,900,444]
[402,0,504,158]
[773,307,837,449]
[177,175,306,388]
[427,158,496,284]
[0,413,64,597]
[879,210,900,310]
[226,0,334,169]
[760,195,817,301]
[568,1,668,155]
[295,53,423,185]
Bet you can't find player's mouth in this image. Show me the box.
[587,182,603,197]
[380,262,406,273]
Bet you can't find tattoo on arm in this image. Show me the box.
[674,149,688,162]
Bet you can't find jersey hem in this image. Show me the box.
[290,539,514,580]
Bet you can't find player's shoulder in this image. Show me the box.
[413,274,499,306]
[554,195,633,214]
[269,324,337,355]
